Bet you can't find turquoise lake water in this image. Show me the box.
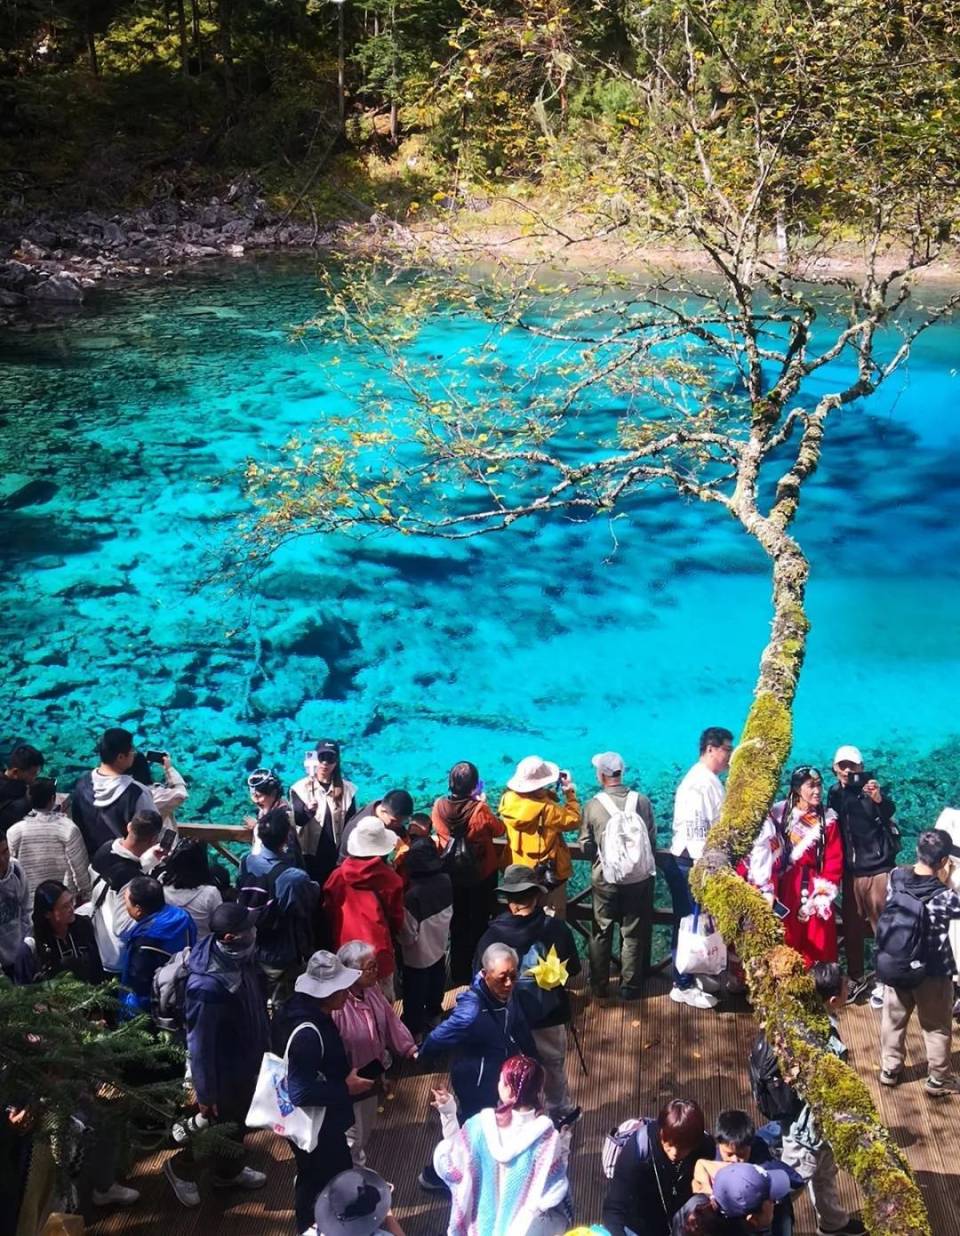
[1,257,958,833]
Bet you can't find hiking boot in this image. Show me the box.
[925,1075,960,1097]
[869,983,885,1010]
[845,975,872,1005]
[817,1219,867,1235]
[669,985,718,1010]
[213,1166,267,1190]
[879,1068,902,1087]
[92,1183,140,1207]
[619,986,643,1001]
[164,1159,201,1208]
[590,984,610,999]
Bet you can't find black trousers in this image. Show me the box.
[449,871,498,985]
[291,1129,352,1232]
[401,957,446,1037]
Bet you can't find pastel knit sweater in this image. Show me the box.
[434,1104,571,1236]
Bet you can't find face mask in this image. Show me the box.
[217,933,256,962]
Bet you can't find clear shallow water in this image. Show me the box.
[1,257,958,832]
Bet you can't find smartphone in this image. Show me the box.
[144,749,168,764]
[554,1105,582,1130]
[159,826,178,852]
[357,1059,385,1081]
[772,899,791,921]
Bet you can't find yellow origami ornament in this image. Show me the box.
[526,944,569,990]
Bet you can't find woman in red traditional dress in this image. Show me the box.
[744,765,843,966]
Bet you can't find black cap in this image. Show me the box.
[210,902,257,937]
[315,739,341,759]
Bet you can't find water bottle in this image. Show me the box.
[171,1112,209,1144]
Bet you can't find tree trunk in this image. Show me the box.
[217,0,234,105]
[174,0,190,76]
[86,27,99,76]
[689,517,930,1235]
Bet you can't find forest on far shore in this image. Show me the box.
[2,0,959,235]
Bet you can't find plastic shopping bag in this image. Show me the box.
[246,1021,326,1151]
[675,909,727,976]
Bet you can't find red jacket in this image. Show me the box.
[323,857,405,979]
[431,796,505,881]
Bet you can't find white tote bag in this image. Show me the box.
[246,1021,326,1151]
[675,909,727,976]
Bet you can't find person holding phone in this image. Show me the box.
[499,756,580,918]
[743,767,843,968]
[827,744,899,1008]
[331,940,418,1168]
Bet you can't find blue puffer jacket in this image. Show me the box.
[185,935,269,1111]
[119,904,196,1017]
[418,975,538,1118]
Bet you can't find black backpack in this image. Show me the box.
[237,857,291,936]
[748,1032,803,1123]
[442,823,484,888]
[875,868,932,990]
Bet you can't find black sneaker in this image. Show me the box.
[879,1068,902,1087]
[418,1165,450,1194]
[845,975,872,1005]
[619,986,643,1002]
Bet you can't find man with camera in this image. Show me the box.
[827,744,900,1008]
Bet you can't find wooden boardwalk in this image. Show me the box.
[88,979,960,1236]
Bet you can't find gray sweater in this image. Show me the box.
[0,860,31,968]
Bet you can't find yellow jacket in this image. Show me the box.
[498,788,581,881]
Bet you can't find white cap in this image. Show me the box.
[591,751,625,776]
[832,745,863,767]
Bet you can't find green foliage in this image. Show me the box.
[0,976,183,1178]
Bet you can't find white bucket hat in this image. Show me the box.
[295,950,363,999]
[347,816,399,858]
[507,755,560,794]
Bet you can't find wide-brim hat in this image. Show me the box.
[498,863,548,897]
[315,1167,391,1236]
[295,950,363,999]
[347,817,399,858]
[507,755,560,794]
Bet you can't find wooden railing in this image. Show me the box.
[178,823,677,973]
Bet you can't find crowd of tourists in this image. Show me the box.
[1,723,959,1236]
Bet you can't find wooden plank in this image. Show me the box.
[88,986,887,1236]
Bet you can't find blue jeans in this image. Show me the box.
[660,853,697,989]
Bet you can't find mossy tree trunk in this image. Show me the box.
[690,400,930,1236]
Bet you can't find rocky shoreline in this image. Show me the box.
[0,177,331,325]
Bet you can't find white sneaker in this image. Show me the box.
[695,974,721,995]
[300,1227,317,1236]
[92,1183,140,1207]
[213,1166,267,1190]
[869,983,885,1010]
[164,1159,201,1208]
[670,985,718,1009]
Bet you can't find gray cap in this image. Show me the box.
[592,751,625,775]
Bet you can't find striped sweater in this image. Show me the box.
[7,810,92,900]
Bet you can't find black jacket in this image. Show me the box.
[71,772,152,856]
[90,841,141,892]
[603,1117,715,1236]
[273,992,355,1138]
[827,781,898,876]
[0,777,29,831]
[473,906,581,1029]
